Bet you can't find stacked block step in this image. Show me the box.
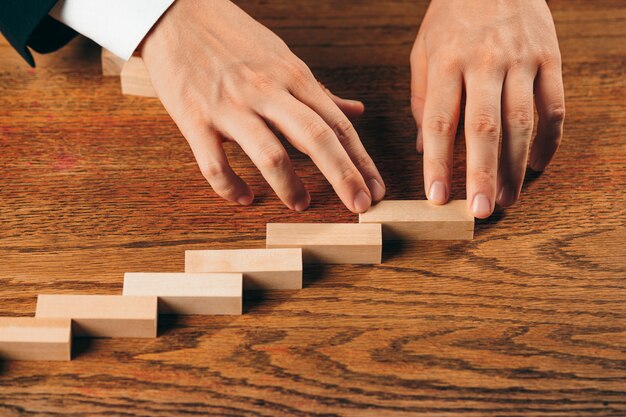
[123,272,243,315]
[266,223,382,264]
[359,200,474,240]
[3,181,475,361]
[0,317,72,361]
[36,295,158,338]
[185,248,303,290]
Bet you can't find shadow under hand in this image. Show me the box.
[475,209,507,236]
[523,167,544,187]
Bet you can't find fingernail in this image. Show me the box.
[353,190,371,213]
[237,193,254,206]
[428,181,448,204]
[496,187,516,207]
[345,99,363,106]
[368,178,386,202]
[471,193,492,218]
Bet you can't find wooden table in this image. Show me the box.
[1,1,624,415]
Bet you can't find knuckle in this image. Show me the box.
[287,60,314,89]
[337,164,361,183]
[303,121,333,144]
[477,50,497,69]
[249,73,274,91]
[469,113,500,137]
[432,54,461,74]
[471,166,497,186]
[200,161,227,180]
[507,52,525,69]
[539,51,562,67]
[351,152,373,170]
[258,145,288,169]
[476,53,509,74]
[425,155,452,175]
[507,109,534,134]
[546,103,566,125]
[423,114,457,137]
[329,117,355,141]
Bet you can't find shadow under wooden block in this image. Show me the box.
[185,248,303,290]
[266,223,382,264]
[101,48,125,76]
[0,317,72,361]
[35,295,157,338]
[123,273,242,315]
[359,200,474,240]
[121,57,156,97]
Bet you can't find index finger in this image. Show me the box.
[291,82,386,202]
[258,92,372,213]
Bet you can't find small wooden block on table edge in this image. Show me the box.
[36,295,157,338]
[266,223,382,264]
[0,317,71,361]
[359,200,474,240]
[185,248,303,290]
[121,56,156,97]
[123,272,242,315]
[101,48,125,76]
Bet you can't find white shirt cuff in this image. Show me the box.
[50,0,175,60]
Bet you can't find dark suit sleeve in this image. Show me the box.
[0,0,77,67]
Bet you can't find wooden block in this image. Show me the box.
[101,48,125,76]
[266,223,382,264]
[36,295,157,338]
[185,248,303,290]
[0,317,71,361]
[120,57,156,97]
[123,273,242,315]
[359,200,474,240]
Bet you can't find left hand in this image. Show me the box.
[410,0,565,218]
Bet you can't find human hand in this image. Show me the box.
[410,0,565,218]
[140,0,385,213]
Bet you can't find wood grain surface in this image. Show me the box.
[0,0,625,415]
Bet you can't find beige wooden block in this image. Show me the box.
[0,317,71,361]
[359,200,474,240]
[120,57,156,97]
[266,223,382,264]
[185,248,302,290]
[123,273,242,315]
[36,295,157,338]
[101,48,125,76]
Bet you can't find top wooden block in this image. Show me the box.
[123,272,243,315]
[359,200,474,240]
[266,223,382,264]
[101,48,125,76]
[185,248,303,290]
[120,57,156,97]
[36,295,157,338]
[0,317,72,361]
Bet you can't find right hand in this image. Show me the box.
[140,0,385,213]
